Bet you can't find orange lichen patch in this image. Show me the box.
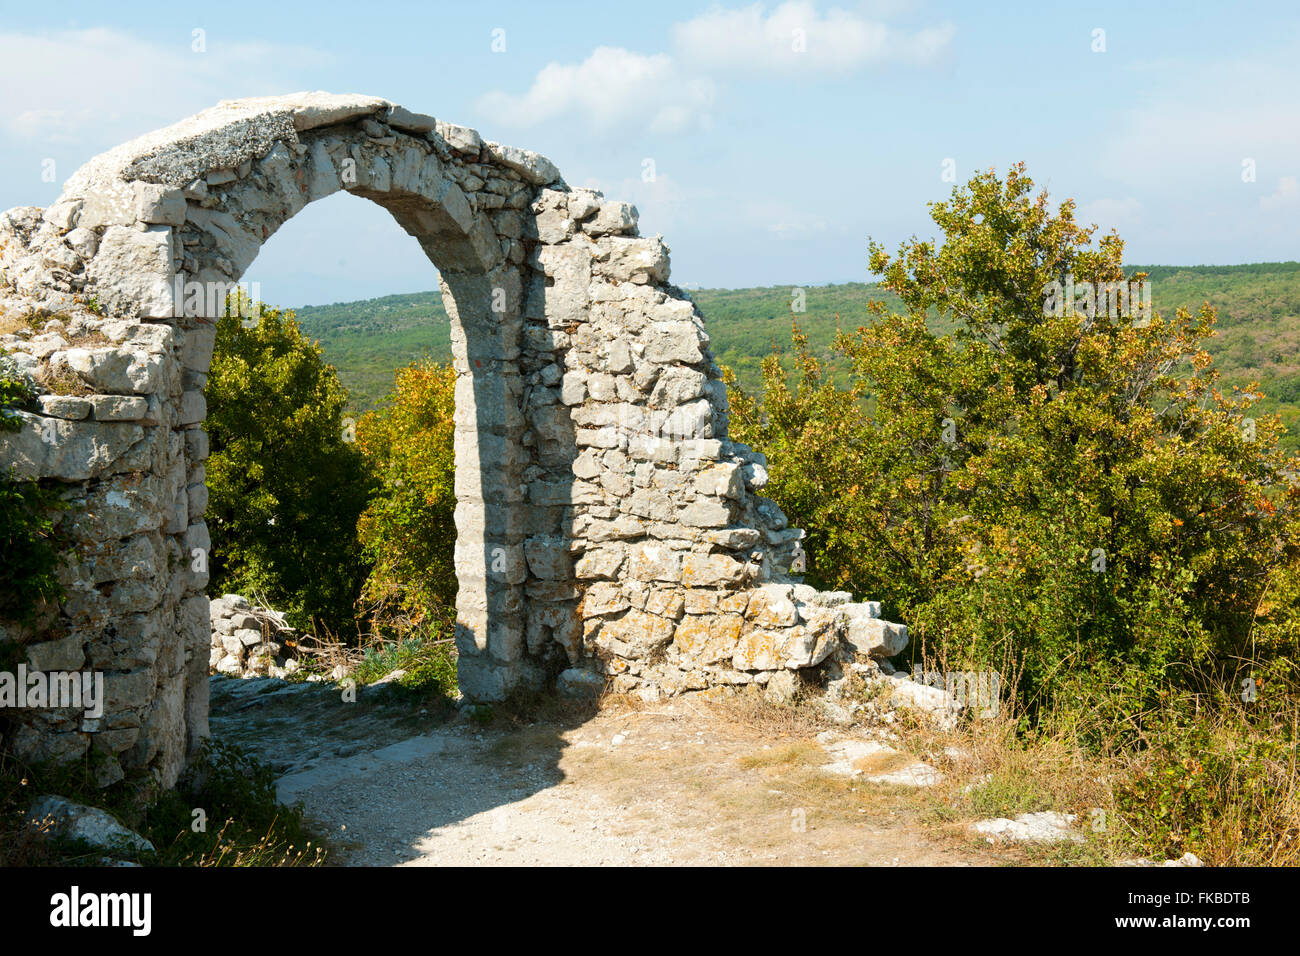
[719,591,750,615]
[673,614,742,663]
[732,629,783,670]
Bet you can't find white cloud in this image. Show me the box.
[6,108,103,145]
[672,1,954,73]
[0,27,333,147]
[476,46,715,134]
[1261,175,1300,210]
[476,4,951,135]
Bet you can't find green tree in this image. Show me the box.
[204,305,375,633]
[728,163,1300,715]
[354,360,458,634]
[0,363,66,622]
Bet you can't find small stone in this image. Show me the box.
[26,796,155,855]
[970,812,1082,843]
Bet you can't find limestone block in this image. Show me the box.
[673,614,743,664]
[76,180,136,230]
[531,206,574,244]
[37,395,91,420]
[25,796,155,855]
[103,669,155,715]
[289,92,389,131]
[682,499,731,528]
[580,583,629,616]
[592,609,675,659]
[574,547,626,580]
[25,634,86,671]
[557,668,604,698]
[747,584,799,628]
[65,227,98,259]
[655,399,713,440]
[681,553,747,588]
[385,105,437,134]
[183,521,211,589]
[731,629,782,670]
[649,366,707,407]
[88,395,149,421]
[585,201,638,237]
[626,542,682,582]
[524,535,572,580]
[694,462,744,499]
[842,607,908,659]
[133,183,187,225]
[646,321,705,365]
[435,121,482,154]
[85,225,175,318]
[528,245,591,325]
[597,236,669,284]
[43,199,83,232]
[179,390,206,425]
[185,427,209,462]
[560,371,587,406]
[485,142,560,185]
[59,346,163,394]
[780,622,838,669]
[0,412,144,481]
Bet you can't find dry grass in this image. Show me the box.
[0,314,40,337]
[63,329,109,348]
[737,739,825,770]
[0,815,64,866]
[191,819,327,867]
[34,363,89,396]
[707,683,838,739]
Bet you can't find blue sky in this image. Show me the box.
[2,0,1298,306]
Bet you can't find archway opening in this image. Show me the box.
[176,128,546,707]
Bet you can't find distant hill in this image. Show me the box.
[291,262,1300,449]
[292,291,453,409]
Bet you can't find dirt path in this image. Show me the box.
[209,675,1000,866]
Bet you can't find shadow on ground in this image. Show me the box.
[208,674,601,865]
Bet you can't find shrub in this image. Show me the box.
[1117,694,1300,865]
[727,163,1300,721]
[0,365,66,622]
[354,360,458,631]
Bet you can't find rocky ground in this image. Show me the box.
[207,674,1148,867]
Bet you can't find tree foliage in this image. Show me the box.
[204,306,374,632]
[727,163,1300,715]
[0,364,66,622]
[354,360,458,632]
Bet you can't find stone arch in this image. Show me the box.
[0,93,905,790]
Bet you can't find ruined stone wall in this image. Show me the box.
[0,93,907,790]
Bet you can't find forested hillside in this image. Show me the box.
[294,261,1300,447]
